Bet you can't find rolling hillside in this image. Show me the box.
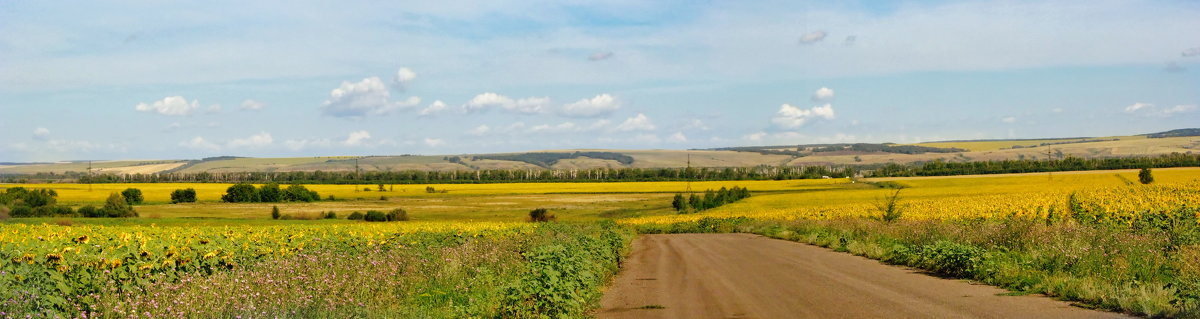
[1,130,1197,175]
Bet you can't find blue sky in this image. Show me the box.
[1,0,1198,162]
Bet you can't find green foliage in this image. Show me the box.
[323,211,337,219]
[875,189,904,222]
[271,206,281,220]
[77,205,101,218]
[120,188,144,205]
[169,188,197,204]
[386,208,409,222]
[258,183,283,202]
[282,184,320,202]
[346,211,364,220]
[221,183,259,203]
[671,193,687,212]
[674,186,751,213]
[500,222,632,318]
[364,210,387,222]
[1139,167,1155,184]
[528,208,555,222]
[102,192,137,218]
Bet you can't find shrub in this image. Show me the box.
[52,205,75,217]
[876,189,905,222]
[426,186,437,193]
[529,208,555,222]
[102,192,137,218]
[386,208,409,221]
[10,205,32,218]
[271,206,281,220]
[379,196,388,201]
[77,205,101,218]
[1139,167,1155,184]
[672,193,687,212]
[222,183,259,203]
[347,211,365,220]
[170,188,197,204]
[121,188,144,205]
[283,184,320,202]
[364,210,387,222]
[323,211,338,219]
[258,183,282,203]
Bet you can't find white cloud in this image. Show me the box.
[1163,105,1197,115]
[1001,116,1017,123]
[466,124,491,136]
[799,30,827,44]
[530,122,579,133]
[180,136,220,151]
[615,113,656,131]
[424,138,445,147]
[561,94,620,118]
[462,93,549,114]
[682,119,709,131]
[393,67,417,89]
[135,96,199,116]
[812,87,835,101]
[667,132,687,143]
[419,100,448,116]
[1124,102,1153,113]
[241,99,265,111]
[321,77,419,118]
[227,132,273,148]
[588,51,614,61]
[344,130,371,146]
[771,104,835,129]
[32,127,49,140]
[283,138,333,151]
[206,104,222,114]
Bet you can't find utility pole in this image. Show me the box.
[686,153,693,194]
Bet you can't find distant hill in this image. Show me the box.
[1,129,1197,175]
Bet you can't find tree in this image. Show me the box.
[222,183,259,203]
[121,188,144,205]
[529,208,555,222]
[386,208,409,221]
[271,206,281,220]
[259,183,282,202]
[170,188,197,204]
[103,192,137,218]
[672,193,688,212]
[283,184,319,202]
[1139,167,1155,184]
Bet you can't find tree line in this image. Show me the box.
[0,187,137,218]
[672,186,752,213]
[867,152,1200,177]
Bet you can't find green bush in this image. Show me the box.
[102,192,137,218]
[500,222,632,318]
[323,211,338,219]
[221,183,259,203]
[1139,167,1155,184]
[77,205,101,218]
[529,208,554,222]
[170,188,197,204]
[120,188,144,205]
[271,206,281,220]
[386,208,409,221]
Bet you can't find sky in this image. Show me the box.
[1,0,1198,162]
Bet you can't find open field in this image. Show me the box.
[3,167,1200,317]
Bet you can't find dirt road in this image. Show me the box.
[598,234,1130,319]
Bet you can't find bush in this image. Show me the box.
[271,206,281,220]
[10,205,32,218]
[102,192,137,218]
[221,183,259,203]
[379,196,388,201]
[121,188,144,205]
[347,211,365,220]
[386,208,409,221]
[364,210,387,222]
[323,211,338,219]
[1139,167,1155,184]
[52,205,75,217]
[529,208,555,222]
[259,183,282,203]
[77,205,102,218]
[283,184,320,202]
[170,188,197,204]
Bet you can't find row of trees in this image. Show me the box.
[867,153,1200,177]
[0,187,136,218]
[672,186,752,213]
[222,183,321,203]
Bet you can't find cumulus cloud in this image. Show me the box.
[588,51,614,61]
[744,132,767,142]
[462,93,549,114]
[667,132,687,143]
[419,100,448,116]
[771,104,835,129]
[180,136,221,151]
[799,30,827,44]
[424,138,445,147]
[1124,102,1154,113]
[530,122,580,133]
[283,138,332,151]
[32,127,49,140]
[811,87,835,102]
[393,67,416,89]
[1184,47,1200,57]
[321,77,419,118]
[344,130,371,146]
[561,94,620,117]
[227,132,273,148]
[135,96,199,116]
[615,113,656,131]
[241,99,265,111]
